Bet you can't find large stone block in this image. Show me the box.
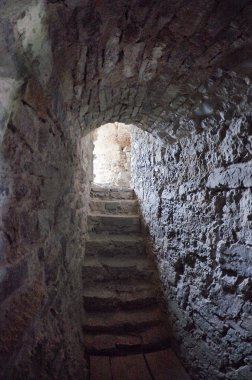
[219,244,252,277]
[206,162,252,190]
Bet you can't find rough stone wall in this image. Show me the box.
[131,120,252,380]
[0,1,94,378]
[0,82,92,380]
[93,122,131,187]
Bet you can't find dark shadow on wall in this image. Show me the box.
[0,78,92,380]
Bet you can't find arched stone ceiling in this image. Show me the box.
[1,0,252,142]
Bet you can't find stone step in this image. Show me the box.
[90,199,138,215]
[91,187,135,200]
[85,234,146,258]
[88,214,141,234]
[82,307,163,333]
[85,187,170,359]
[83,325,171,355]
[82,257,155,284]
[83,279,159,294]
[83,286,159,312]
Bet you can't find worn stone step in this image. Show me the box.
[83,280,159,294]
[90,199,138,215]
[91,187,135,200]
[85,186,170,359]
[82,308,162,333]
[83,286,158,312]
[82,275,160,298]
[83,325,171,355]
[88,214,141,234]
[82,256,155,284]
[85,234,146,258]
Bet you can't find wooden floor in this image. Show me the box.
[90,349,191,380]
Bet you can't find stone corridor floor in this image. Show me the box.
[89,349,191,380]
[86,189,191,379]
[83,187,171,354]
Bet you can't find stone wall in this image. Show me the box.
[0,78,93,380]
[131,120,252,380]
[93,122,131,188]
[0,2,95,377]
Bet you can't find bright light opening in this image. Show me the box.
[92,122,132,188]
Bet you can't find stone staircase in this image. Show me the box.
[82,186,171,355]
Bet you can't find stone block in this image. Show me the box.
[220,244,252,277]
[206,162,252,190]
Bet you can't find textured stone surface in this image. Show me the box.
[131,119,252,380]
[0,79,92,379]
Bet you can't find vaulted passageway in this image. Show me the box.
[0,1,251,379]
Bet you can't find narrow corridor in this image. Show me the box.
[1,2,251,379]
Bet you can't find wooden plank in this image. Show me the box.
[145,349,191,380]
[90,356,112,380]
[111,354,152,380]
